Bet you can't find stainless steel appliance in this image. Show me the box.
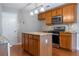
[42,26,65,48]
[52,26,65,48]
[52,16,63,24]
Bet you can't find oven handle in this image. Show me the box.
[52,34,60,35]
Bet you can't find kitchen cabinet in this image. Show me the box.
[51,8,63,24]
[22,33,25,49]
[38,13,42,20]
[45,10,52,25]
[60,32,71,50]
[56,8,63,16]
[22,33,52,56]
[60,32,72,50]
[51,9,57,16]
[38,12,46,20]
[60,32,77,51]
[28,34,34,55]
[33,35,40,56]
[52,8,62,16]
[63,4,77,24]
[38,3,77,25]
[25,34,29,51]
[22,33,29,51]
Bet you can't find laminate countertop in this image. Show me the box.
[22,32,52,35]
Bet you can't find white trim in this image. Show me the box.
[12,42,22,46]
[8,43,10,56]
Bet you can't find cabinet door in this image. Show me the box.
[41,12,46,20]
[56,8,63,16]
[38,13,42,20]
[22,33,25,49]
[63,4,77,24]
[33,35,40,56]
[52,9,57,16]
[28,34,34,55]
[60,33,72,50]
[60,34,67,49]
[38,12,46,20]
[65,34,72,50]
[24,34,29,51]
[45,10,52,25]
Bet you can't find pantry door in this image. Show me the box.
[2,12,18,46]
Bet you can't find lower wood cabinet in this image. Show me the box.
[22,33,25,49]
[22,33,52,56]
[60,32,77,51]
[22,33,29,51]
[60,32,71,50]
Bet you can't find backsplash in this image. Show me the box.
[41,22,77,32]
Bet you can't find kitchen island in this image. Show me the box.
[22,32,52,56]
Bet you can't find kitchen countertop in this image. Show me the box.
[60,31,77,33]
[23,32,52,35]
[23,31,77,36]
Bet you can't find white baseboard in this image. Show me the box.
[13,42,22,46]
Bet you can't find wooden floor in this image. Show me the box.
[10,45,79,56]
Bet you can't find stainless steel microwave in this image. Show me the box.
[52,16,63,24]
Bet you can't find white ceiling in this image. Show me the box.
[1,3,28,10]
[0,3,65,12]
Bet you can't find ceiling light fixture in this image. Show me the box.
[34,9,39,14]
[40,7,45,12]
[40,5,45,12]
[30,11,34,15]
[30,4,45,15]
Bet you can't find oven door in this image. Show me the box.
[52,34,60,44]
[52,33,60,48]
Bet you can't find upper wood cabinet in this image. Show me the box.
[56,8,63,16]
[38,13,42,20]
[52,8,63,16]
[63,4,77,24]
[38,3,77,25]
[38,12,46,20]
[51,9,57,16]
[45,10,52,25]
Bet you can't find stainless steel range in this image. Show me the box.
[52,26,65,48]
